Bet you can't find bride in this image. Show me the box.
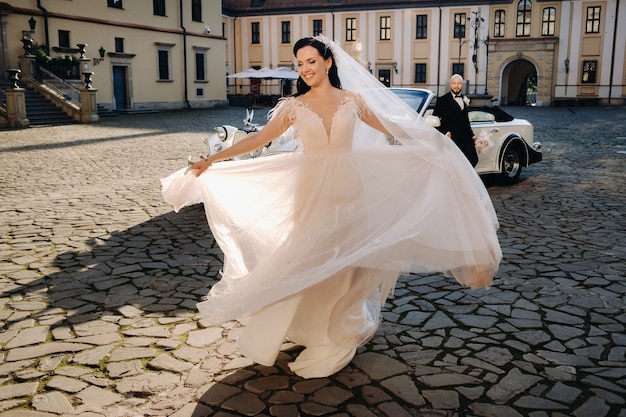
[161,35,502,378]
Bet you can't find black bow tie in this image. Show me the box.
[454,94,463,98]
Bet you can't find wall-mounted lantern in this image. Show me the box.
[392,61,398,74]
[22,16,37,39]
[94,46,106,66]
[564,58,570,74]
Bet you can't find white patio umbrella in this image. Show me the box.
[257,67,299,80]
[227,66,299,98]
[227,68,260,78]
[227,67,299,80]
[267,66,299,80]
[253,67,299,97]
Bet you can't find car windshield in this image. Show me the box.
[391,88,516,123]
[390,89,430,113]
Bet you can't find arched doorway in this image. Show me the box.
[500,59,538,106]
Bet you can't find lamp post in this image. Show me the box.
[483,34,490,95]
[469,10,485,94]
[457,38,469,79]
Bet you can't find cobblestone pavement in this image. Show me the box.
[1,104,625,417]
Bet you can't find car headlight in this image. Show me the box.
[214,126,227,141]
[213,143,223,152]
[532,141,542,151]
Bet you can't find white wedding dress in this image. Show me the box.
[161,93,502,378]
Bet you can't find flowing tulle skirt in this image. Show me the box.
[161,145,501,377]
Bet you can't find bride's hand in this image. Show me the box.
[186,157,213,176]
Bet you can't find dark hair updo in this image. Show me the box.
[293,37,341,96]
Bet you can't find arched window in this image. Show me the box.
[494,10,506,37]
[542,7,556,36]
[516,0,532,37]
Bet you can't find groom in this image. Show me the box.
[432,74,479,167]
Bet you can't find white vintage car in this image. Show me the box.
[390,87,542,184]
[204,89,542,185]
[203,109,299,161]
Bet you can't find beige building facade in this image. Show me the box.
[2,1,624,111]
[222,0,626,106]
[1,0,227,111]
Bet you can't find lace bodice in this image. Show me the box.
[276,93,362,152]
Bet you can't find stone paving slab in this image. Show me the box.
[1,105,625,416]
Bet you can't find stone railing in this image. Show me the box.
[35,67,82,108]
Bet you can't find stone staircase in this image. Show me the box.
[24,87,76,126]
[1,82,76,126]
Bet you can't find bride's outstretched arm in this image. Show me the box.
[349,92,396,138]
[188,115,288,176]
[360,104,394,138]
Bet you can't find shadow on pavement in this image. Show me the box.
[2,204,215,329]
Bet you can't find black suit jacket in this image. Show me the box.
[432,92,478,166]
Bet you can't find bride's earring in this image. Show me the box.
[326,68,329,74]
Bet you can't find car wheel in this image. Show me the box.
[500,142,523,185]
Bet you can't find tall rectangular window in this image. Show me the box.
[542,7,556,36]
[195,52,206,81]
[115,37,124,52]
[581,60,598,83]
[313,19,323,36]
[345,18,356,41]
[454,13,466,39]
[452,63,464,78]
[107,0,122,8]
[153,0,166,16]
[379,16,391,41]
[281,21,291,44]
[586,6,601,33]
[415,15,427,39]
[251,22,260,44]
[494,10,505,37]
[58,30,70,48]
[414,63,426,83]
[516,0,532,37]
[158,49,170,80]
[191,0,202,22]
